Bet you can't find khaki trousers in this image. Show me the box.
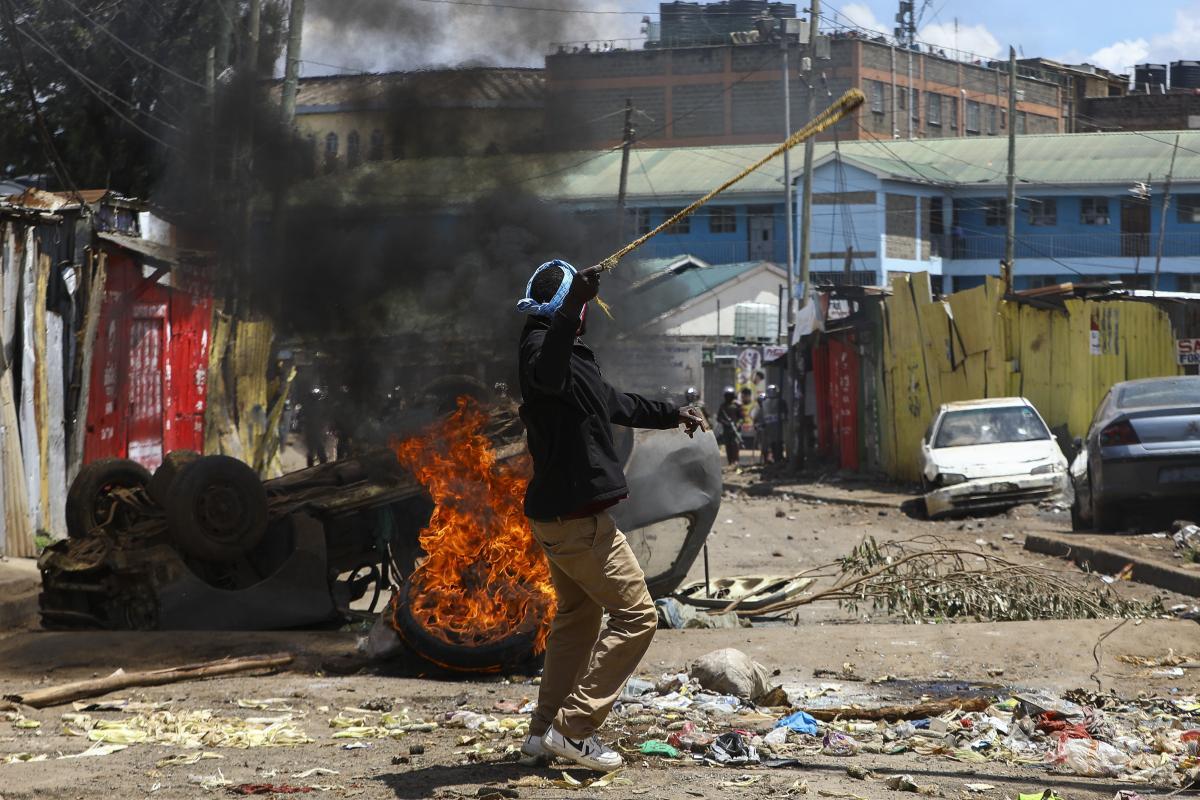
[528,511,657,740]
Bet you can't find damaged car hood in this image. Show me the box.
[928,440,1062,478]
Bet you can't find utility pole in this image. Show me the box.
[616,98,634,222]
[216,0,232,74]
[1153,133,1181,296]
[792,0,820,470]
[281,0,306,125]
[1003,46,1017,294]
[782,24,794,344]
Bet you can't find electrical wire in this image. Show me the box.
[12,23,180,150]
[52,0,206,89]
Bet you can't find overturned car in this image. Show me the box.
[920,397,1068,519]
[40,399,722,669]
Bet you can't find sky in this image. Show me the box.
[298,0,1200,77]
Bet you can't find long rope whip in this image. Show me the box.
[591,87,866,294]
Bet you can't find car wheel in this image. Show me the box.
[147,449,201,507]
[1070,497,1086,531]
[1090,489,1117,533]
[165,455,269,562]
[66,458,152,538]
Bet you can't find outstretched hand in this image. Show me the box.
[678,406,709,438]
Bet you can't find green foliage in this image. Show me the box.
[834,536,1163,623]
[0,0,286,196]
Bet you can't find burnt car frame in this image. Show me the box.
[40,413,722,632]
[1070,375,1200,531]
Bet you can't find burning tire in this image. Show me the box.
[66,458,152,539]
[390,569,544,674]
[164,455,269,562]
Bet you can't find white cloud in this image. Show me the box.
[836,2,890,36]
[918,21,1002,60]
[1084,3,1200,73]
[1087,39,1151,73]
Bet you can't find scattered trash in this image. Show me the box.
[822,731,861,756]
[157,752,223,768]
[229,784,314,795]
[188,769,232,792]
[655,598,741,630]
[846,765,872,779]
[690,648,775,702]
[551,769,629,790]
[1048,735,1130,777]
[290,768,338,779]
[706,731,760,766]
[639,740,682,759]
[722,775,763,787]
[775,710,820,735]
[964,784,996,792]
[763,726,789,746]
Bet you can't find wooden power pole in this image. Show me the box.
[281,0,306,125]
[616,98,634,217]
[792,0,820,469]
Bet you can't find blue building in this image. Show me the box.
[324,130,1200,292]
[801,130,1200,293]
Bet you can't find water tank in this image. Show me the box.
[1134,63,1167,89]
[660,2,703,46]
[1171,60,1200,89]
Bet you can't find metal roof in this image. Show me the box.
[274,67,545,113]
[622,259,785,328]
[297,129,1200,209]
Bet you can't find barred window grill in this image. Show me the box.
[809,270,878,287]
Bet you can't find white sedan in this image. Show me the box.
[920,398,1069,519]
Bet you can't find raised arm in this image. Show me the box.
[522,266,601,394]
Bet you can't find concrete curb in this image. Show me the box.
[1024,533,1200,597]
[724,481,906,510]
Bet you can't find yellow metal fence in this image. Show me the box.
[878,274,1182,481]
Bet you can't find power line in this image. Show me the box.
[0,0,78,196]
[53,0,206,89]
[13,22,180,150]
[16,21,183,131]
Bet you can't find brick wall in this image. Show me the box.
[1079,93,1200,131]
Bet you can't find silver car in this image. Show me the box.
[1071,375,1200,531]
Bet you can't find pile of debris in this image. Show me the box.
[606,648,1199,789]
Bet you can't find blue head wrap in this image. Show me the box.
[516,259,577,317]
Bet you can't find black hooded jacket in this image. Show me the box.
[518,310,679,520]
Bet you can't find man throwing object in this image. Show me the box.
[515,260,706,771]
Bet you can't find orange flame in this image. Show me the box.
[390,399,556,654]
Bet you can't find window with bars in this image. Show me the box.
[708,207,737,233]
[987,105,997,135]
[369,130,385,161]
[911,89,920,123]
[666,209,690,235]
[984,198,1006,226]
[949,97,959,130]
[631,208,652,235]
[926,93,941,126]
[1178,195,1200,224]
[347,130,361,168]
[869,79,885,113]
[1081,198,1111,226]
[1027,198,1057,226]
[965,101,981,133]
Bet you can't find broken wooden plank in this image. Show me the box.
[6,652,295,708]
[800,695,990,722]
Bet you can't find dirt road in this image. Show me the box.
[0,489,1195,799]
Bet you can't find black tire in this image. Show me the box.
[1091,490,1117,533]
[165,455,268,562]
[147,450,201,507]
[1070,497,1086,531]
[65,458,152,539]
[391,571,543,674]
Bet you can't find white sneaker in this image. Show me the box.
[520,733,550,765]
[541,727,624,771]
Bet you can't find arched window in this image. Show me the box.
[369,129,384,161]
[324,132,338,173]
[346,130,361,168]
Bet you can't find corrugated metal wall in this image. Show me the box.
[878,274,1184,481]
